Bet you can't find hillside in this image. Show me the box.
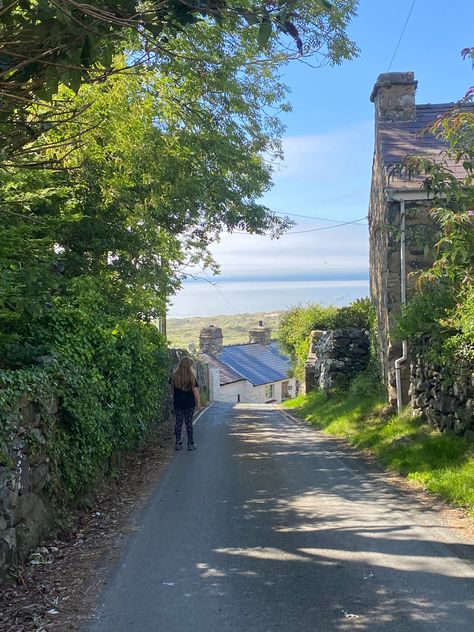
[167,312,282,349]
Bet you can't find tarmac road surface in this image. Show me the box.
[84,402,474,632]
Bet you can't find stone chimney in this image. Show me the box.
[370,72,417,122]
[249,320,271,345]
[199,325,223,354]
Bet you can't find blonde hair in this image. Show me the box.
[171,357,195,391]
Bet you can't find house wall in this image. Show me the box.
[369,147,435,403]
[217,380,248,403]
[217,378,296,404]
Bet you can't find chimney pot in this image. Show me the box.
[249,321,271,345]
[199,325,223,353]
[370,72,417,122]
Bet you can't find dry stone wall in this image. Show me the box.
[410,356,474,437]
[305,329,370,393]
[0,395,55,577]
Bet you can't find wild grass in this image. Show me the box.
[166,311,282,349]
[284,389,474,516]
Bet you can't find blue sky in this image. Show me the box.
[169,1,474,317]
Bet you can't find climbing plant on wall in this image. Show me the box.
[397,50,474,364]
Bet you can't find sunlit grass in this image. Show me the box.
[284,390,474,516]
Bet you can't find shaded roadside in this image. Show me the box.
[0,418,176,632]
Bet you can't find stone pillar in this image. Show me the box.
[199,325,223,354]
[305,330,325,393]
[248,320,271,345]
[370,72,417,123]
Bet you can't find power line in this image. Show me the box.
[272,210,367,224]
[199,268,244,317]
[235,216,367,236]
[387,0,416,72]
[285,216,368,235]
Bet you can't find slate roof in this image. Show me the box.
[200,352,244,386]
[378,103,474,190]
[216,343,291,387]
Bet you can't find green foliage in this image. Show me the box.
[284,389,474,516]
[0,58,294,344]
[349,365,385,399]
[0,0,358,167]
[0,277,170,502]
[332,297,373,330]
[277,303,337,380]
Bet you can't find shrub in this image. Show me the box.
[277,303,337,381]
[0,277,170,504]
[333,297,373,330]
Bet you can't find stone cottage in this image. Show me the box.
[199,322,296,404]
[368,71,474,408]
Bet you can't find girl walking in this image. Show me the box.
[171,357,201,450]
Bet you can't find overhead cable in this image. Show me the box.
[387,0,417,72]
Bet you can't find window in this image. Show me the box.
[265,384,274,400]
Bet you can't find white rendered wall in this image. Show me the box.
[217,378,297,404]
[217,380,248,403]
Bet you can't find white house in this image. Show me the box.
[199,322,296,404]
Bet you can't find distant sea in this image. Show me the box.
[168,279,370,318]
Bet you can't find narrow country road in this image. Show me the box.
[84,403,474,632]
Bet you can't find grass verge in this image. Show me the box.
[284,390,474,517]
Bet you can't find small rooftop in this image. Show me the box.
[216,342,291,387]
[200,352,244,386]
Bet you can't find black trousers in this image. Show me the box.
[174,407,194,444]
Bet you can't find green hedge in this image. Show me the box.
[0,288,170,504]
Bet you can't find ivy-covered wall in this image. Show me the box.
[0,344,212,579]
[0,318,172,579]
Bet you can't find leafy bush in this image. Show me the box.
[349,365,385,399]
[0,277,170,504]
[333,297,373,330]
[277,303,337,381]
[397,207,474,367]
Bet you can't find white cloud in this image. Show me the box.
[198,222,369,281]
[273,121,374,184]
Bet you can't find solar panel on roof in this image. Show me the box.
[217,343,291,386]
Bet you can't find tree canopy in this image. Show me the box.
[0,0,358,166]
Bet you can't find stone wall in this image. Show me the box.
[368,145,435,403]
[305,329,370,393]
[410,356,474,437]
[1,350,206,580]
[1,395,55,578]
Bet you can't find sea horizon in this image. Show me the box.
[168,278,370,319]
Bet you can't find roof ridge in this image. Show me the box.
[222,342,261,349]
[416,102,456,108]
